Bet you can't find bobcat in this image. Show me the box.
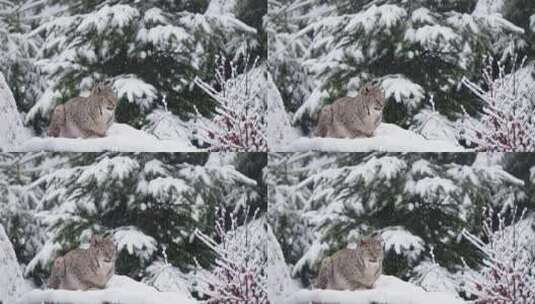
[47,84,118,138]
[316,82,385,138]
[316,234,384,290]
[48,235,117,290]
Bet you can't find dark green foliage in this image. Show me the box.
[504,0,535,58]
[15,152,267,284]
[269,152,532,288]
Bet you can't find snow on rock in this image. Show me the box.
[283,275,465,304]
[280,123,463,152]
[144,261,193,295]
[18,275,198,304]
[267,223,298,303]
[0,72,28,149]
[12,123,197,152]
[0,224,26,303]
[267,72,300,149]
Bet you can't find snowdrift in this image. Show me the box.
[280,123,463,152]
[283,275,465,304]
[18,275,198,304]
[12,123,197,152]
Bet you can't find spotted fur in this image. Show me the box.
[316,82,385,138]
[47,84,118,138]
[48,235,117,290]
[316,234,384,290]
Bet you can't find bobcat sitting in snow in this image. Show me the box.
[48,235,117,290]
[316,233,384,290]
[316,81,385,138]
[47,84,118,138]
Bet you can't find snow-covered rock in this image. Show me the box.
[11,123,197,152]
[0,72,29,149]
[18,275,198,304]
[267,223,298,303]
[283,275,465,304]
[0,224,26,303]
[267,72,300,149]
[279,123,463,152]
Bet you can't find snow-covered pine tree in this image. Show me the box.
[24,153,262,283]
[23,0,261,137]
[0,152,66,266]
[269,0,529,141]
[0,0,46,124]
[194,207,268,304]
[268,153,526,286]
[461,206,535,303]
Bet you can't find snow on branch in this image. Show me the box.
[460,54,535,151]
[194,207,268,304]
[194,54,267,152]
[461,206,535,303]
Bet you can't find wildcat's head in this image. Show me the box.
[360,81,385,111]
[359,234,384,263]
[92,83,118,111]
[90,235,117,263]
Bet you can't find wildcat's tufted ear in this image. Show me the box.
[91,83,103,94]
[90,235,101,246]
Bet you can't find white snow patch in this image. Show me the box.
[283,275,465,304]
[205,0,237,15]
[382,229,425,263]
[11,123,197,152]
[77,5,139,34]
[473,0,505,15]
[382,76,425,109]
[12,123,197,152]
[18,275,198,304]
[281,123,463,152]
[113,76,157,110]
[113,227,157,261]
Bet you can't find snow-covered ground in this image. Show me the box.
[279,123,464,152]
[283,275,465,304]
[11,123,197,152]
[18,275,198,304]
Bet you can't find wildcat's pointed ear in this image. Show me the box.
[90,235,100,246]
[91,83,102,94]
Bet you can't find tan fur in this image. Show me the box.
[316,83,385,138]
[47,84,118,138]
[316,234,384,290]
[48,235,117,290]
